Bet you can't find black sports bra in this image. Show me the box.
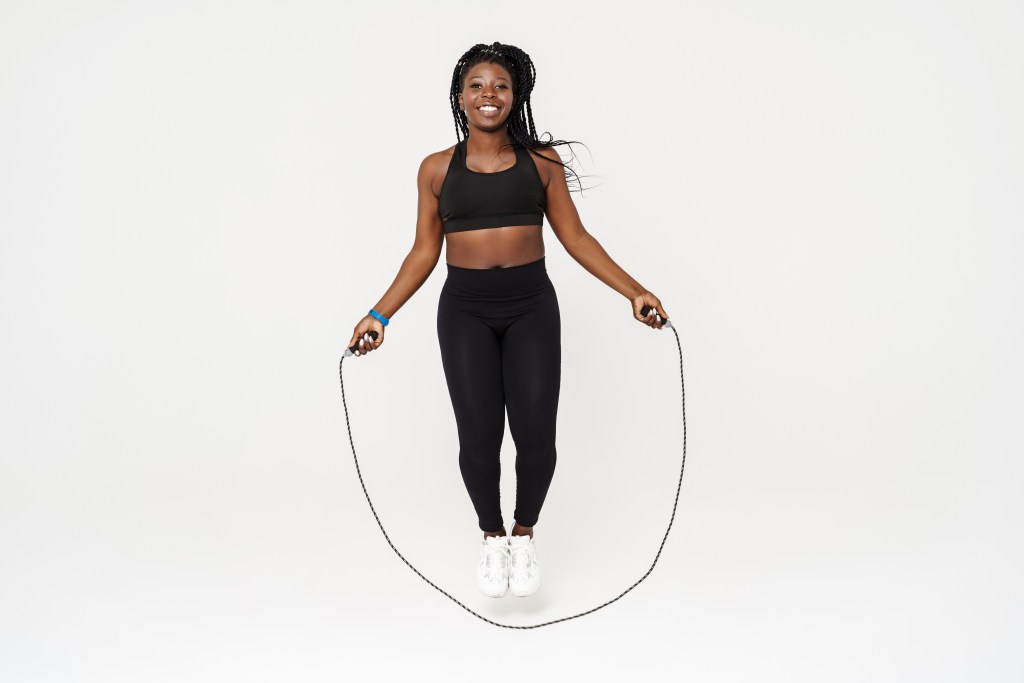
[438,139,547,234]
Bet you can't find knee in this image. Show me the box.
[458,442,502,471]
[516,444,556,472]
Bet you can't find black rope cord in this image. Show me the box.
[338,316,687,629]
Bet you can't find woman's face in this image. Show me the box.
[458,62,514,130]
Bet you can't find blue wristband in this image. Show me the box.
[369,308,390,327]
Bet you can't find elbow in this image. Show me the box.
[410,244,442,268]
[565,230,593,257]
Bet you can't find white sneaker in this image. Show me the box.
[477,535,511,598]
[508,534,541,597]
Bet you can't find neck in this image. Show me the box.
[465,129,512,152]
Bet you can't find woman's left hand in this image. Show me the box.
[631,291,669,329]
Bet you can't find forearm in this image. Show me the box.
[567,233,646,300]
[370,249,439,320]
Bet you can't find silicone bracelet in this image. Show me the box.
[369,309,390,326]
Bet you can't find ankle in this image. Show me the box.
[511,523,534,539]
[483,529,507,539]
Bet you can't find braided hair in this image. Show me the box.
[447,42,593,194]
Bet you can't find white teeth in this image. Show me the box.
[480,106,498,111]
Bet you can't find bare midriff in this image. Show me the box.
[444,224,545,269]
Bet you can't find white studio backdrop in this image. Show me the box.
[1,1,1021,681]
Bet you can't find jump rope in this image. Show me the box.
[338,305,687,629]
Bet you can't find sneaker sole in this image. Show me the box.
[478,581,509,598]
[509,572,541,597]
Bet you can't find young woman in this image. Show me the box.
[345,42,669,598]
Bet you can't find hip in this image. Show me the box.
[439,256,558,318]
[441,256,554,300]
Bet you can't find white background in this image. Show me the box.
[2,1,1021,681]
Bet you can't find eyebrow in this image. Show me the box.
[469,76,510,82]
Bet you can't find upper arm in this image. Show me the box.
[412,152,445,257]
[533,146,588,250]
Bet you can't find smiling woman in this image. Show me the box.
[440,55,588,270]
[345,41,670,599]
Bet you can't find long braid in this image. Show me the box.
[448,42,593,194]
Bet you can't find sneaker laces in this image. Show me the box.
[509,541,535,575]
[482,542,509,578]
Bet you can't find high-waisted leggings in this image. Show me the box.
[437,256,560,532]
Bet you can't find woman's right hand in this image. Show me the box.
[347,315,385,357]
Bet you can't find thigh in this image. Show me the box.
[500,287,561,435]
[437,296,506,440]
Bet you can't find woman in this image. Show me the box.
[346,42,669,598]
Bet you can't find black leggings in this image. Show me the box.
[436,256,561,532]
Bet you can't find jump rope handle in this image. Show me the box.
[641,305,673,328]
[345,330,379,357]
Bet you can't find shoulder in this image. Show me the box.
[524,144,564,188]
[526,144,561,163]
[420,143,458,173]
[418,143,460,198]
